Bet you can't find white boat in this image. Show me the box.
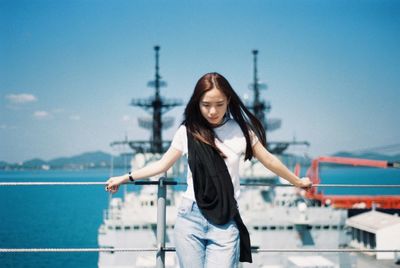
[98,155,351,268]
[99,47,399,267]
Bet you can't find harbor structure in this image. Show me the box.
[346,210,400,260]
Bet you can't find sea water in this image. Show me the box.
[0,166,399,268]
[0,169,123,268]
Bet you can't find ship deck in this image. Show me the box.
[354,252,399,268]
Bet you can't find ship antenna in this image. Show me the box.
[248,50,309,154]
[153,45,162,152]
[251,49,269,130]
[129,46,183,153]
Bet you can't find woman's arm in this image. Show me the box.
[252,141,312,189]
[105,147,183,193]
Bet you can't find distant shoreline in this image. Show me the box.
[1,150,398,171]
[0,165,128,171]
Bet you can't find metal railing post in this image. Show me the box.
[156,175,167,268]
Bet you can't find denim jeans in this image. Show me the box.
[174,197,240,268]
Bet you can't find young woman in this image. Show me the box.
[105,72,312,267]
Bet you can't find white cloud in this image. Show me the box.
[122,115,131,122]
[52,108,65,113]
[33,110,51,119]
[5,93,37,104]
[0,124,17,130]
[69,115,81,121]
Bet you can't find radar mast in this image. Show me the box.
[111,46,182,154]
[248,50,309,154]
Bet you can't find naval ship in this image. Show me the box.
[98,47,400,268]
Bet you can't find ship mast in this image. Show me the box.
[107,46,182,154]
[130,46,182,153]
[151,45,163,152]
[251,49,270,130]
[249,50,309,154]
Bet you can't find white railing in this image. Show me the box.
[1,179,400,268]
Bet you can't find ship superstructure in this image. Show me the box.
[247,49,309,155]
[98,48,347,268]
[98,48,399,267]
[111,45,182,155]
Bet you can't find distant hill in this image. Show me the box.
[0,161,8,169]
[1,150,398,171]
[0,151,128,170]
[49,151,114,168]
[23,158,48,169]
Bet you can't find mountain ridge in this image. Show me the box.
[0,151,128,170]
[1,150,399,170]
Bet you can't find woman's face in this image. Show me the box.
[199,87,229,126]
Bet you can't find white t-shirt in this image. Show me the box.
[170,119,258,201]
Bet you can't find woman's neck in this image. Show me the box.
[212,116,230,128]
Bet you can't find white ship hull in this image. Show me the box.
[98,155,351,268]
[98,187,350,267]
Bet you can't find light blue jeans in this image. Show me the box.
[174,197,240,268]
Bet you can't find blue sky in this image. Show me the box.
[1,0,399,163]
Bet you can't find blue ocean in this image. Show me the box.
[0,169,123,268]
[0,167,399,268]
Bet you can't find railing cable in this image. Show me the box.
[0,247,398,253]
[0,248,157,253]
[1,182,400,188]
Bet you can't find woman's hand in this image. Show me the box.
[296,177,312,191]
[105,176,126,194]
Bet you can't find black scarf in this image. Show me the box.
[187,130,252,263]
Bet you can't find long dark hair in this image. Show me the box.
[183,72,266,160]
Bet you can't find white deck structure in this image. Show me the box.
[346,210,400,260]
[98,154,351,268]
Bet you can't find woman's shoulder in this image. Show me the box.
[173,124,187,138]
[177,124,187,131]
[171,124,188,152]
